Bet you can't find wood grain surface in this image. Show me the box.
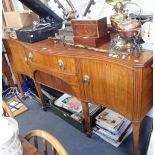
[3,38,153,155]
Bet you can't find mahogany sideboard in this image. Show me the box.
[3,38,153,155]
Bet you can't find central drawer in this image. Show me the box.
[26,50,76,74]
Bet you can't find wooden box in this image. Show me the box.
[73,33,110,47]
[71,17,108,38]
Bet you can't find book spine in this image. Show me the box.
[96,120,124,133]
[93,130,120,147]
[95,123,131,141]
[93,125,132,147]
[96,119,131,136]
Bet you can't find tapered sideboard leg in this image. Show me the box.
[132,121,141,155]
[14,73,24,98]
[81,102,92,137]
[34,82,47,111]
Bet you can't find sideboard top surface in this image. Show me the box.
[4,38,153,68]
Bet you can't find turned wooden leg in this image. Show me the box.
[34,82,47,111]
[132,121,141,155]
[81,102,91,137]
[14,73,24,97]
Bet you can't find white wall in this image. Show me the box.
[12,0,24,11]
[131,0,153,15]
[48,0,114,23]
[12,0,153,24]
[48,0,153,23]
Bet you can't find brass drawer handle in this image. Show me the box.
[28,52,33,61]
[57,59,65,70]
[83,75,90,84]
[24,57,28,64]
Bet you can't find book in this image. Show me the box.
[88,103,102,116]
[96,119,124,133]
[95,119,131,141]
[93,125,132,147]
[79,103,101,117]
[70,103,101,122]
[96,118,131,135]
[54,94,101,115]
[95,108,124,132]
[54,94,82,113]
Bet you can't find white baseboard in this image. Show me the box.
[146,108,153,118]
[146,131,153,155]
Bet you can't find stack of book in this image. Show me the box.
[93,108,132,147]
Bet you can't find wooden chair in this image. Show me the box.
[2,100,14,118]
[24,129,68,155]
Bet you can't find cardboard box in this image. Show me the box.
[4,11,37,28]
[71,17,108,38]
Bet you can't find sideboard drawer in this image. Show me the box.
[26,50,76,74]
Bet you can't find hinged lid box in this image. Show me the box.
[71,17,108,38]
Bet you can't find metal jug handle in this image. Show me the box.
[124,2,141,22]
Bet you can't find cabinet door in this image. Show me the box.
[80,59,133,119]
[4,40,31,76]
